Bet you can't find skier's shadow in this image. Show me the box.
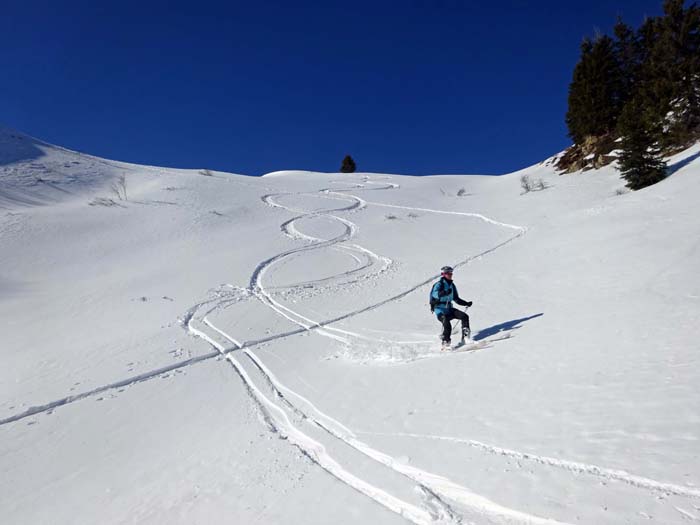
[473,313,543,341]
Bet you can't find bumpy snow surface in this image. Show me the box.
[1,128,699,524]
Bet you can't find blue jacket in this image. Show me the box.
[430,277,468,317]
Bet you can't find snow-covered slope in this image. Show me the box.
[1,131,699,524]
[0,127,128,208]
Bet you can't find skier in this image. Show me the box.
[430,265,472,350]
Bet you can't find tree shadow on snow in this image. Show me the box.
[667,151,700,177]
[474,313,543,341]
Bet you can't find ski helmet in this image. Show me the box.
[441,265,454,274]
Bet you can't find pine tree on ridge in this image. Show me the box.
[340,155,356,173]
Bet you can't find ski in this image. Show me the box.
[442,330,513,352]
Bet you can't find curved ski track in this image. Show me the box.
[185,179,700,522]
[184,181,578,523]
[6,177,698,524]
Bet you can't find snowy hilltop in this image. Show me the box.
[0,127,128,208]
[1,128,699,524]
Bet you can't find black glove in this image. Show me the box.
[466,301,473,307]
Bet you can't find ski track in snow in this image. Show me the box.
[0,351,220,426]
[242,343,570,524]
[183,179,580,523]
[253,184,527,346]
[0,179,513,426]
[187,178,698,521]
[358,432,700,500]
[190,308,570,524]
[6,175,694,523]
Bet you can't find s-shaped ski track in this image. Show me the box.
[186,179,580,523]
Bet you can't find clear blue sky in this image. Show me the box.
[1,0,665,175]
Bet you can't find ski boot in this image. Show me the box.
[441,339,451,351]
[462,327,471,341]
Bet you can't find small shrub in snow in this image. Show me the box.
[199,169,213,176]
[457,188,467,196]
[89,197,122,207]
[521,175,548,194]
[110,174,128,200]
[615,187,629,196]
[408,212,419,219]
[385,214,399,220]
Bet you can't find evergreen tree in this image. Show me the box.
[613,17,641,107]
[668,0,700,143]
[340,155,356,173]
[562,0,700,175]
[645,0,700,146]
[566,38,594,144]
[565,35,622,144]
[617,96,667,190]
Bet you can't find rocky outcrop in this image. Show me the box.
[555,134,618,173]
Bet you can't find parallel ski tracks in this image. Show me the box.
[6,176,698,523]
[359,432,700,501]
[185,179,700,522]
[183,181,570,523]
[190,315,570,525]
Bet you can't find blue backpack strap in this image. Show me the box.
[437,279,450,299]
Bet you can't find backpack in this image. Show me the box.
[429,279,447,311]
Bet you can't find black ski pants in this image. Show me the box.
[437,309,470,342]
